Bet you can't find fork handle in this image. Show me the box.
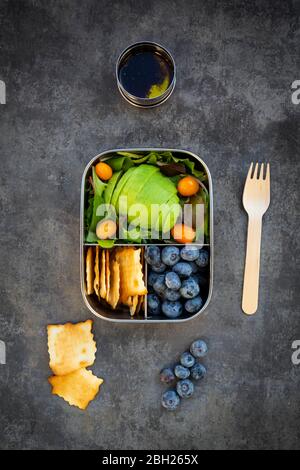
[242,215,262,315]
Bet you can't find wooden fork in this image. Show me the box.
[242,163,270,315]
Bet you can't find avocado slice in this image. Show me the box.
[104,170,123,205]
[119,165,159,209]
[111,167,136,210]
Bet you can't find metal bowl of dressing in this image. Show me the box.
[116,42,176,108]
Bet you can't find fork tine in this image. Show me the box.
[259,163,264,180]
[253,163,259,179]
[265,163,270,182]
[246,162,254,181]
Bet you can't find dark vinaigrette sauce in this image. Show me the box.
[119,50,173,99]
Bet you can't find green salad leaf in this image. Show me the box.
[85,167,107,242]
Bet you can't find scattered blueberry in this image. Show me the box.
[174,364,190,379]
[148,270,159,287]
[172,262,193,278]
[153,275,166,295]
[145,245,161,266]
[161,246,180,266]
[176,379,194,398]
[180,351,196,368]
[147,294,161,315]
[162,300,183,319]
[180,278,200,299]
[195,249,209,268]
[190,339,208,358]
[164,288,181,301]
[160,367,176,384]
[190,363,207,381]
[185,296,203,313]
[180,245,200,261]
[165,271,181,290]
[162,390,180,410]
[151,261,167,273]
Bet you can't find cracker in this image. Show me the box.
[94,246,100,298]
[100,249,107,299]
[105,250,110,303]
[47,320,97,376]
[129,295,139,316]
[49,368,103,410]
[116,247,147,302]
[107,259,120,309]
[86,247,94,295]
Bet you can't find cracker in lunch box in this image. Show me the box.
[94,246,100,298]
[105,250,110,303]
[129,295,139,316]
[47,320,97,376]
[107,259,120,309]
[86,247,94,295]
[116,247,147,303]
[100,249,107,299]
[49,368,103,410]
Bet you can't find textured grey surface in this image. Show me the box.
[0,0,300,450]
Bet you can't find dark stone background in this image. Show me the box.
[0,0,299,450]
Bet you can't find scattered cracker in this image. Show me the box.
[49,368,103,410]
[47,320,97,376]
[86,247,94,295]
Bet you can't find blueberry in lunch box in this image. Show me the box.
[195,249,209,268]
[151,261,167,273]
[164,288,181,302]
[148,270,159,287]
[162,390,180,411]
[190,339,208,358]
[165,271,181,290]
[176,379,194,398]
[162,300,183,319]
[172,262,193,278]
[153,275,166,295]
[180,351,195,368]
[190,273,208,288]
[174,364,190,379]
[147,294,161,315]
[190,363,207,381]
[184,296,203,313]
[188,261,199,274]
[145,246,161,266]
[160,367,176,384]
[180,278,200,299]
[180,245,200,261]
[161,246,180,266]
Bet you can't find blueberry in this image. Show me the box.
[164,288,181,301]
[190,339,208,358]
[165,271,181,290]
[190,363,207,380]
[162,300,183,319]
[180,351,195,368]
[153,275,166,295]
[174,364,190,379]
[151,262,167,273]
[180,245,200,261]
[147,294,161,315]
[189,261,199,274]
[190,273,208,288]
[160,367,175,384]
[195,249,209,268]
[180,278,200,299]
[172,262,193,278]
[161,390,180,411]
[148,270,159,287]
[161,246,180,267]
[176,379,194,398]
[185,296,203,313]
[145,246,161,266]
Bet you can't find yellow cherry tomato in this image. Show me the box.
[96,219,117,240]
[177,176,199,197]
[95,162,113,181]
[171,224,196,244]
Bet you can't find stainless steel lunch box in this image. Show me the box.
[80,148,213,323]
[116,42,176,108]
